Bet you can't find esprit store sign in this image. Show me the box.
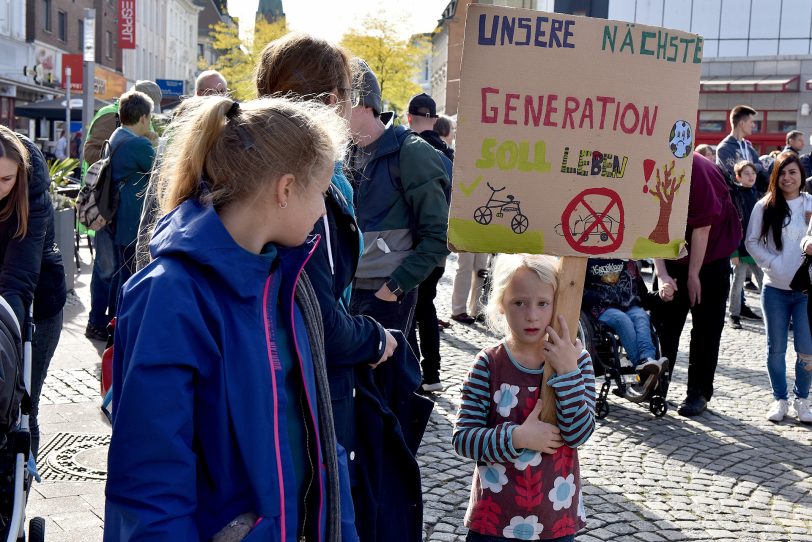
[119,0,136,49]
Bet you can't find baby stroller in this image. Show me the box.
[578,310,670,419]
[0,298,46,541]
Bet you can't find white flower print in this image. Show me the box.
[548,474,576,511]
[493,383,520,417]
[503,515,544,540]
[511,448,542,471]
[477,463,508,493]
[577,489,586,522]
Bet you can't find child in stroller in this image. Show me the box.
[580,258,672,418]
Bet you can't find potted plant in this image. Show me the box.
[48,158,80,291]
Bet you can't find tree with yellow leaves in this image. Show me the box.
[340,14,428,114]
[202,18,289,101]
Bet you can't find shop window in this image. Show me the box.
[698,111,727,133]
[765,111,796,133]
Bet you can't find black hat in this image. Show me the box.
[408,93,437,118]
[352,58,382,115]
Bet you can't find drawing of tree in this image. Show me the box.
[647,160,686,244]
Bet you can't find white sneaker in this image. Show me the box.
[421,381,444,393]
[792,398,812,425]
[636,357,666,376]
[767,399,789,422]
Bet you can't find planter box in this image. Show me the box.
[54,208,76,292]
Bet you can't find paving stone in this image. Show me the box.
[24,250,812,542]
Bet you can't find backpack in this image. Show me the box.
[77,140,120,231]
[0,296,26,437]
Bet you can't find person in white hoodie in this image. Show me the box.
[746,151,812,424]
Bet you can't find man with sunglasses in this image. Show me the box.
[346,60,450,339]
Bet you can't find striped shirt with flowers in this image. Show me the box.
[452,341,596,540]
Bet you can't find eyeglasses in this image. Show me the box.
[339,88,362,107]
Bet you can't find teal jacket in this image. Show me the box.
[347,121,450,294]
[109,127,155,247]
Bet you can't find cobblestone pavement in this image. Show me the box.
[28,251,812,541]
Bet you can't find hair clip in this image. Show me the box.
[226,101,240,119]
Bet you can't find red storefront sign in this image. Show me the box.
[62,54,84,91]
[119,0,136,50]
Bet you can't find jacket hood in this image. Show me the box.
[149,198,317,298]
[418,130,454,161]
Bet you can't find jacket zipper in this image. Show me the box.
[262,275,287,541]
[298,383,316,541]
[288,237,326,541]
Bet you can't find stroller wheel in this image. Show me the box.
[649,396,668,418]
[28,517,45,542]
[595,399,610,419]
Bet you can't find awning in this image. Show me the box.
[15,97,111,121]
[700,75,799,92]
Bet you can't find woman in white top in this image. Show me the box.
[746,151,812,424]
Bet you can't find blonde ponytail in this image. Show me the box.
[158,97,233,214]
[154,95,348,222]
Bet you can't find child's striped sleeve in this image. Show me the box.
[548,349,596,448]
[452,352,521,463]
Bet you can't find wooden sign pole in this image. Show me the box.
[540,256,588,424]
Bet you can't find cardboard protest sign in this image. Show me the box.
[448,5,703,258]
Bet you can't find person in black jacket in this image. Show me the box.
[405,92,453,392]
[255,33,397,484]
[0,126,66,458]
[728,161,764,329]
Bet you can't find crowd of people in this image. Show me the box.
[1,29,811,542]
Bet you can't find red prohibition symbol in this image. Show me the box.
[560,187,625,255]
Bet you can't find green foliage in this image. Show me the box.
[204,18,289,101]
[48,158,79,210]
[48,158,80,186]
[340,15,428,114]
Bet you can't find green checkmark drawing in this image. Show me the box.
[459,175,483,198]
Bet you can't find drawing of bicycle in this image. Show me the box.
[473,183,529,234]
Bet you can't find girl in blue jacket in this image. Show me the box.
[104,96,357,541]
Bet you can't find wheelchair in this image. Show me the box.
[578,310,669,419]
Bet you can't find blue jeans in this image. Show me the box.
[466,531,574,542]
[598,306,656,365]
[30,310,63,459]
[88,225,116,327]
[761,286,812,400]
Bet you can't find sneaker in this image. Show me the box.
[792,398,812,425]
[450,313,476,324]
[728,315,742,329]
[85,323,108,341]
[636,357,666,377]
[739,305,760,321]
[421,381,444,393]
[677,394,707,417]
[766,399,789,422]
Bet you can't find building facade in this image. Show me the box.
[121,0,201,96]
[194,0,235,69]
[608,0,812,153]
[0,0,41,130]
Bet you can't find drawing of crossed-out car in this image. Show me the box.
[555,213,621,242]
